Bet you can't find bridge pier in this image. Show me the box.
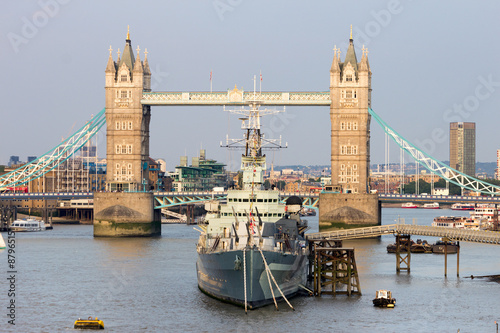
[93,192,161,237]
[319,193,381,231]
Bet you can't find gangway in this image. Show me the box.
[306,224,500,245]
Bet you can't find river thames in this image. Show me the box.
[1,207,499,332]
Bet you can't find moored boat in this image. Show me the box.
[451,203,475,210]
[401,202,418,209]
[196,103,309,310]
[432,216,466,229]
[10,218,46,232]
[432,239,459,254]
[373,290,396,307]
[423,202,439,209]
[410,239,432,253]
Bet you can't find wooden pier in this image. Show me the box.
[309,239,361,296]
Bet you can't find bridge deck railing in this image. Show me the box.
[306,224,500,245]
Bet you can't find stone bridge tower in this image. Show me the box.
[104,28,152,192]
[329,31,371,194]
[94,29,160,237]
[319,29,380,231]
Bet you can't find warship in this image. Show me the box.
[195,102,309,310]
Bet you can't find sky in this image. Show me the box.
[1,0,500,171]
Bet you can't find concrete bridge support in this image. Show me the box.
[93,192,161,237]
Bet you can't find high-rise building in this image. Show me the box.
[449,122,475,176]
[495,150,500,180]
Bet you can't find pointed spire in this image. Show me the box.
[119,27,135,70]
[133,45,143,72]
[330,45,340,72]
[143,48,151,75]
[350,24,353,40]
[117,48,121,62]
[343,29,358,74]
[106,45,116,73]
[359,45,370,71]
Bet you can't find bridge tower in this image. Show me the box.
[319,29,380,231]
[94,28,160,237]
[104,27,152,192]
[329,30,371,194]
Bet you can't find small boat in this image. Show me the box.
[386,240,414,253]
[373,290,396,307]
[74,316,104,329]
[10,218,46,232]
[432,239,459,254]
[423,202,439,209]
[451,203,475,210]
[410,239,432,253]
[401,202,418,209]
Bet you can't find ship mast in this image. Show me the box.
[223,102,286,190]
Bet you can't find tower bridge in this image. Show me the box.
[2,27,500,236]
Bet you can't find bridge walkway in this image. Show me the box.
[306,224,500,245]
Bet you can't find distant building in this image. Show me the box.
[496,150,500,180]
[170,150,228,192]
[450,122,475,177]
[8,156,20,167]
[27,156,37,163]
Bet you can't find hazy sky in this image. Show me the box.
[1,1,500,171]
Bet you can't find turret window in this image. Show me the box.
[345,74,353,82]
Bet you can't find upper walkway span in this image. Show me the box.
[141,91,331,106]
[306,224,500,245]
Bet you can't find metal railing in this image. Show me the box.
[306,224,500,245]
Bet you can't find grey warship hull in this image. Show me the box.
[197,248,308,309]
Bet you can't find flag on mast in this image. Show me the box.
[210,70,212,92]
[259,70,262,93]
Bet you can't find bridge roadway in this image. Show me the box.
[2,191,500,207]
[306,224,500,245]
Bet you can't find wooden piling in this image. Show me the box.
[309,239,361,296]
[395,234,411,272]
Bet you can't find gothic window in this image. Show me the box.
[340,122,345,130]
[116,145,121,154]
[120,90,128,99]
[121,121,126,130]
[115,121,120,130]
[345,74,353,82]
[128,121,133,130]
[128,163,132,169]
[127,145,132,154]
[346,90,353,98]
[347,122,352,130]
[341,164,345,170]
[121,145,127,154]
[352,146,358,155]
[353,164,358,170]
[353,122,358,130]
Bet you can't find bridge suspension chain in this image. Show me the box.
[369,108,500,196]
[0,108,106,191]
